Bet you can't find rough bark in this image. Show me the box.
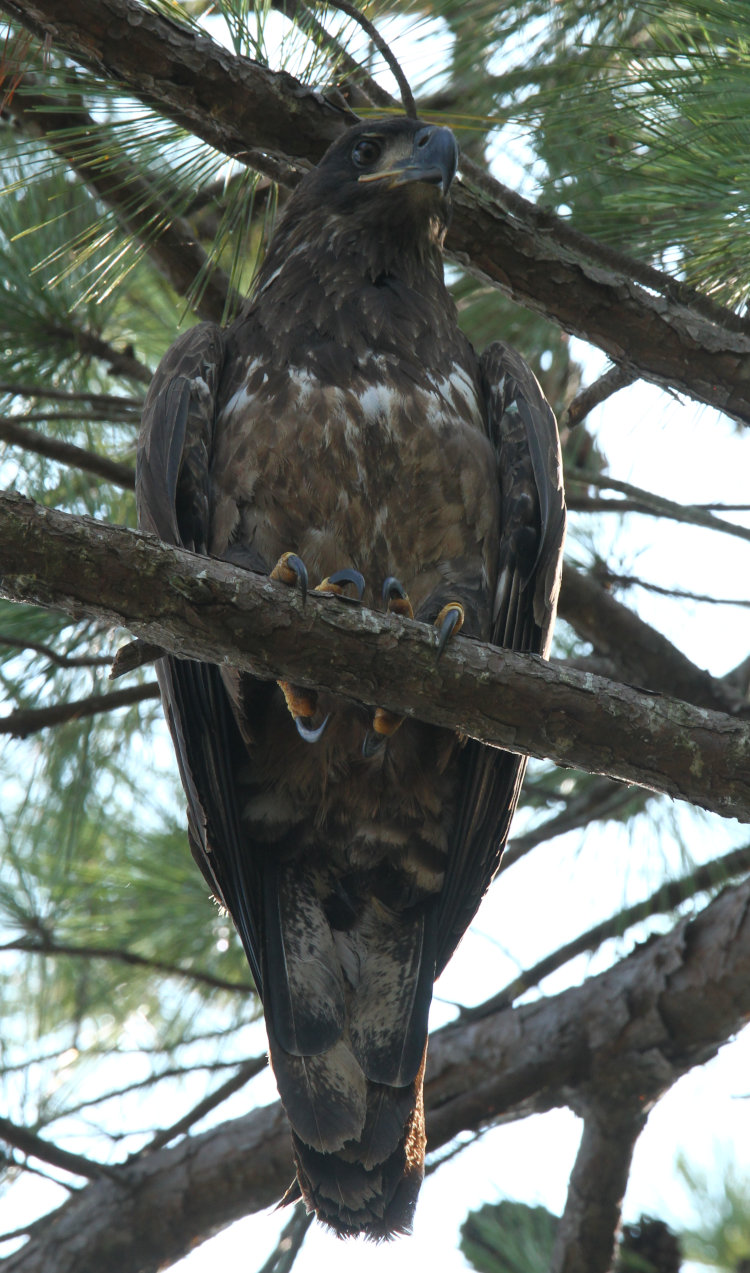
[5,0,750,423]
[6,872,750,1273]
[1,492,749,820]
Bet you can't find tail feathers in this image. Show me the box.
[291,1068,426,1240]
[349,900,436,1086]
[268,1022,367,1154]
[263,861,346,1055]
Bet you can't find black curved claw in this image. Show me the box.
[286,554,308,604]
[362,728,386,759]
[382,575,408,605]
[326,568,366,601]
[295,713,331,744]
[436,605,464,658]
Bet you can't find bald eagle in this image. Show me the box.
[137,117,565,1238]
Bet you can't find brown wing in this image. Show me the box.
[435,341,566,974]
[136,324,268,995]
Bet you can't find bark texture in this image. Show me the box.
[1,493,749,820]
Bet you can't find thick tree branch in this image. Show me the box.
[5,0,750,421]
[7,872,750,1273]
[1,493,749,819]
[550,1102,647,1273]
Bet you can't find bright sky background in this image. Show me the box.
[3,9,750,1273]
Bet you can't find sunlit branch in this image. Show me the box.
[0,682,160,738]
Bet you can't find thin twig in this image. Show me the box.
[502,777,649,870]
[0,1116,119,1182]
[598,569,750,610]
[257,1204,314,1273]
[322,0,416,117]
[0,635,112,669]
[0,418,135,489]
[567,465,750,544]
[0,683,160,738]
[2,934,253,994]
[0,382,142,410]
[142,1055,268,1156]
[560,364,635,429]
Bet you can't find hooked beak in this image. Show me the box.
[358,125,459,195]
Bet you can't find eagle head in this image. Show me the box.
[260,118,460,284]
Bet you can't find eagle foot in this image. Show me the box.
[382,575,414,620]
[314,568,366,601]
[361,578,415,757]
[270,551,308,603]
[435,602,465,657]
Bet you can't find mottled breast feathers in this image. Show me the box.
[136,116,565,1240]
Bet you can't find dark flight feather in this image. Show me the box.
[136,117,565,1239]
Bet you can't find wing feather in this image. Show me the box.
[435,342,566,973]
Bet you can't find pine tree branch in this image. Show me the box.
[6,872,750,1273]
[550,1102,647,1273]
[0,416,135,488]
[503,776,650,869]
[5,0,750,421]
[45,321,151,385]
[1,492,749,820]
[594,568,750,610]
[141,1054,268,1155]
[0,682,159,737]
[0,383,141,410]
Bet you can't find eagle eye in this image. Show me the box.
[351,137,382,169]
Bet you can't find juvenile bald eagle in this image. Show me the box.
[137,117,565,1239]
